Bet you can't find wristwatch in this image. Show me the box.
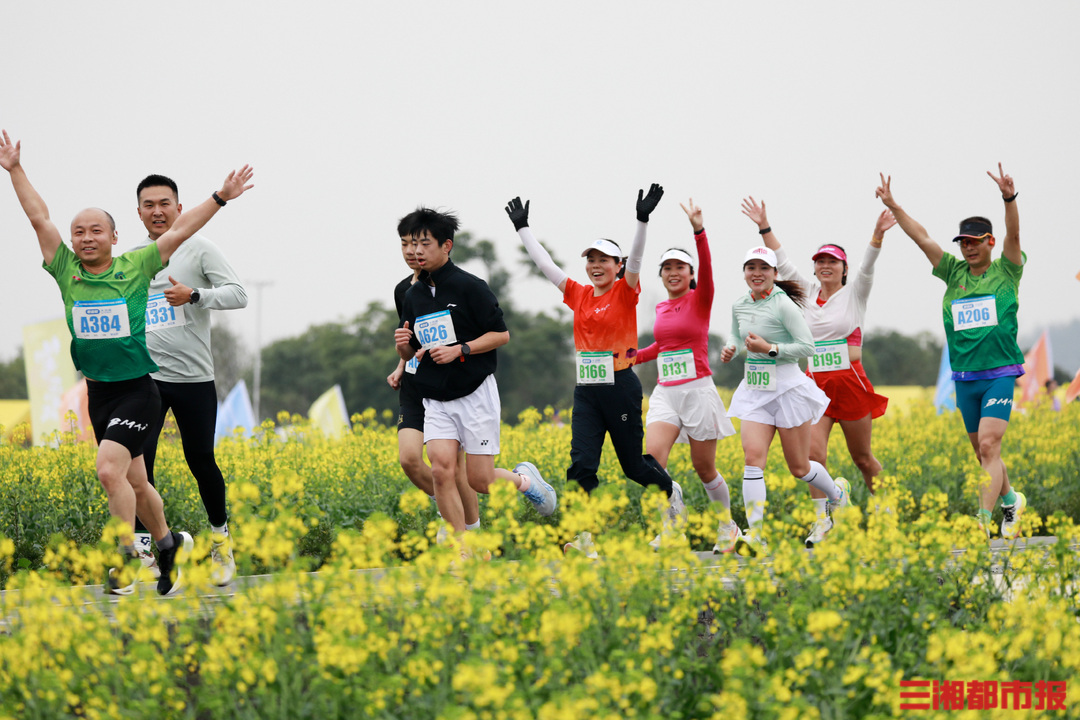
[768,344,778,358]
[460,343,471,357]
[189,289,201,305]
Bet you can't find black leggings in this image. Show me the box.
[567,368,674,495]
[135,380,228,532]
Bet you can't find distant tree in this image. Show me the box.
[210,320,251,402]
[861,330,943,385]
[0,350,27,399]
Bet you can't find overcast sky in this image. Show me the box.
[2,1,1078,365]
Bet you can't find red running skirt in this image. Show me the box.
[807,360,888,422]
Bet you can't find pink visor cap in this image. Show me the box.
[742,246,778,268]
[813,245,847,262]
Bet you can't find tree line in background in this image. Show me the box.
[0,234,1073,422]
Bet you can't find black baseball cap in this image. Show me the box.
[953,218,994,243]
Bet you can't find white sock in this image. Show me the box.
[800,461,839,502]
[702,473,730,509]
[812,498,828,520]
[465,520,481,531]
[742,466,767,529]
[211,524,229,536]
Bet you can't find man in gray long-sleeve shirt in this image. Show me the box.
[130,174,246,586]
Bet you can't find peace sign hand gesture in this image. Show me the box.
[987,162,1016,200]
[680,198,704,233]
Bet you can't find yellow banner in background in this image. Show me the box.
[22,318,78,446]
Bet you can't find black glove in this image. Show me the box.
[505,197,530,231]
[636,183,664,223]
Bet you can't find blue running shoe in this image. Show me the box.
[515,461,557,516]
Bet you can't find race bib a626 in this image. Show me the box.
[414,310,458,349]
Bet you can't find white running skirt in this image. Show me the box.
[727,363,830,428]
[646,376,736,442]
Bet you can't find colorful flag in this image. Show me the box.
[1018,330,1053,404]
[1066,367,1080,405]
[934,344,956,414]
[214,380,256,443]
[308,385,351,438]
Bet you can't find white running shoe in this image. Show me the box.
[664,481,689,533]
[712,520,742,554]
[210,534,236,587]
[736,529,769,557]
[106,553,141,596]
[516,462,557,516]
[828,477,851,513]
[563,532,598,560]
[1000,491,1027,540]
[134,532,160,580]
[435,524,449,545]
[805,516,834,548]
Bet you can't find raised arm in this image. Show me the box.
[987,163,1020,265]
[742,195,806,287]
[625,182,664,289]
[0,130,63,264]
[505,197,568,293]
[156,165,254,264]
[875,173,943,268]
[680,198,714,308]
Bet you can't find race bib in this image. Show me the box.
[73,299,131,340]
[658,348,695,382]
[744,358,777,392]
[952,296,997,332]
[414,310,458,348]
[809,339,850,373]
[144,293,188,333]
[405,356,419,375]
[576,351,614,385]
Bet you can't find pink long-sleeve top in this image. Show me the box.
[637,229,715,386]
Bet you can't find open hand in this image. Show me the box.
[636,183,664,222]
[505,197,530,230]
[218,165,255,202]
[0,130,21,172]
[874,210,897,239]
[740,196,769,229]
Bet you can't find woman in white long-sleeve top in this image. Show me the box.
[720,246,851,555]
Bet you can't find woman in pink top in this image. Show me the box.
[742,196,894,547]
[637,200,738,552]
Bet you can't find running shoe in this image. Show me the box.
[713,520,742,554]
[1000,492,1027,540]
[664,481,689,532]
[156,531,194,597]
[435,524,449,545]
[515,462,557,516]
[648,532,687,549]
[736,529,769,557]
[105,551,142,596]
[210,533,236,587]
[563,532,599,560]
[805,516,834,548]
[828,477,852,513]
[134,532,160,580]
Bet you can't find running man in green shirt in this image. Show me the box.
[876,164,1027,540]
[0,128,254,593]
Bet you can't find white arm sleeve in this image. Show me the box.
[626,220,647,274]
[518,227,568,288]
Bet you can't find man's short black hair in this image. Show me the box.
[400,207,459,247]
[137,174,179,202]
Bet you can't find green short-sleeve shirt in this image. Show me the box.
[44,243,166,381]
[932,252,1025,373]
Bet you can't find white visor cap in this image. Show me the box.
[743,246,778,268]
[581,238,624,259]
[658,248,695,268]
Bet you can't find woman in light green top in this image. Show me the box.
[721,246,851,554]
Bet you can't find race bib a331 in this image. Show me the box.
[144,293,188,333]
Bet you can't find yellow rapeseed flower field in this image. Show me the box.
[0,393,1077,718]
